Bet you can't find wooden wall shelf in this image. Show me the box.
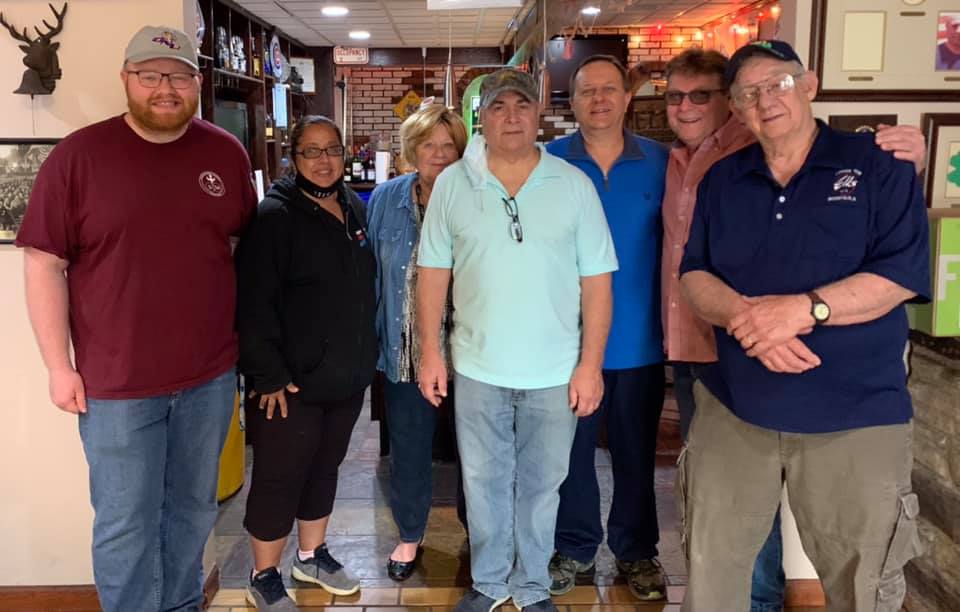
[197,0,316,185]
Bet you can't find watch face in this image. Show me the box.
[814,303,830,321]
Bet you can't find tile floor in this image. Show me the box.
[209,391,687,610]
[208,392,823,611]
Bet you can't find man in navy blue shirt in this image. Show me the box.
[546,55,669,601]
[679,40,929,611]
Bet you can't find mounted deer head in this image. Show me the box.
[0,3,68,96]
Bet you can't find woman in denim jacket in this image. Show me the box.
[367,105,468,581]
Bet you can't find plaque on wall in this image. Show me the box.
[922,113,960,209]
[810,0,960,101]
[828,114,898,133]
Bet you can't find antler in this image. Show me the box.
[34,3,66,41]
[0,13,33,43]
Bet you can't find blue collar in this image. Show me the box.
[732,119,846,180]
[564,129,647,162]
[394,172,419,210]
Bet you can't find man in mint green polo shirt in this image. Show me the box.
[416,68,618,612]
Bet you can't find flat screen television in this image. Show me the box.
[545,35,628,100]
[214,100,249,150]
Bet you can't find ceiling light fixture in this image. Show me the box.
[322,6,349,17]
[581,6,601,16]
[349,30,371,40]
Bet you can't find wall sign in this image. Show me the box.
[334,46,369,65]
[909,212,960,337]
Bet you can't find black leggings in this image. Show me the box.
[243,390,363,541]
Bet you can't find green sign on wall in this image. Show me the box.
[909,216,960,337]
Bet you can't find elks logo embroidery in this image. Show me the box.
[199,171,226,197]
[151,31,181,50]
[828,168,861,203]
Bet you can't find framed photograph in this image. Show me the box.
[935,12,960,70]
[810,0,960,101]
[922,114,960,208]
[288,57,316,93]
[828,114,898,133]
[0,138,58,243]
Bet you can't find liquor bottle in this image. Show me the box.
[351,146,363,182]
[364,146,375,182]
[252,35,262,77]
[265,112,274,139]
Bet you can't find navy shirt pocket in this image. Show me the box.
[804,203,868,261]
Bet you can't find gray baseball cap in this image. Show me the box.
[479,68,539,108]
[124,26,199,71]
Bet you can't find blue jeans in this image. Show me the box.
[454,373,577,607]
[385,380,466,542]
[673,363,785,611]
[751,511,786,612]
[555,365,665,563]
[78,369,236,612]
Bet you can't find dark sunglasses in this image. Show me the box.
[664,88,726,106]
[501,197,523,243]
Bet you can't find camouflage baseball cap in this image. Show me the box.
[479,68,538,108]
[124,26,199,70]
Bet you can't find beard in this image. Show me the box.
[126,90,198,133]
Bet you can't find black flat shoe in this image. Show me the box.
[387,547,421,581]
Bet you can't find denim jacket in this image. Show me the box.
[367,172,421,382]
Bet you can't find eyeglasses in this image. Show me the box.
[731,73,803,109]
[664,88,726,106]
[296,145,346,159]
[126,70,197,90]
[502,197,523,243]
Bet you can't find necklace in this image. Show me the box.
[414,180,427,222]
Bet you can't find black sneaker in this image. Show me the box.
[548,552,595,595]
[246,567,298,611]
[616,558,666,601]
[521,599,557,612]
[453,589,510,612]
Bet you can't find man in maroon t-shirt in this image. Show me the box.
[16,25,256,612]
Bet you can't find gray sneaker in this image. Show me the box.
[616,558,666,601]
[453,589,510,612]
[246,567,298,611]
[548,552,595,595]
[291,543,360,596]
[521,600,557,612]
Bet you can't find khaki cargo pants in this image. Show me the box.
[677,382,922,612]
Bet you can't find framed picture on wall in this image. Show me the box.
[828,114,898,133]
[922,114,960,208]
[810,0,960,101]
[0,138,59,243]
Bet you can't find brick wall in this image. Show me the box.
[904,343,960,612]
[339,64,476,150]
[341,26,697,150]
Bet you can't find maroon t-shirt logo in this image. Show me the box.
[199,171,226,197]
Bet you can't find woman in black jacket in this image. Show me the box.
[236,115,377,611]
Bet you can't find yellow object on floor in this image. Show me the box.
[217,392,245,502]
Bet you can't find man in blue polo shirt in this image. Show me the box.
[545,55,669,601]
[417,68,617,612]
[679,40,929,611]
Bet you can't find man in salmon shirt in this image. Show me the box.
[661,46,926,612]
